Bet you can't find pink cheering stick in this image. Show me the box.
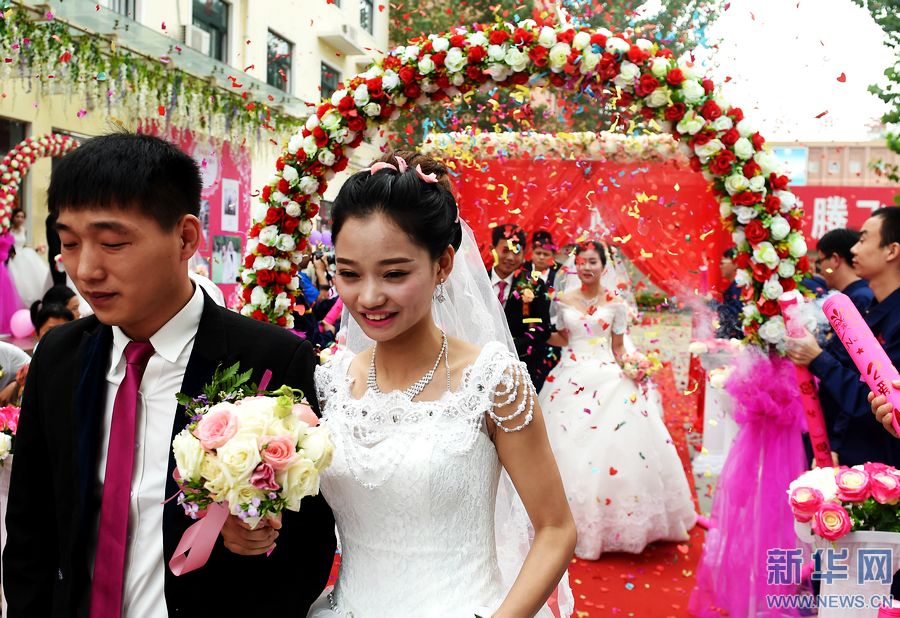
[780,291,833,468]
[822,292,900,436]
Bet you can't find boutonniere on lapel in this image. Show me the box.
[167,363,334,576]
[513,270,542,316]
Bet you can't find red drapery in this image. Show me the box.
[450,158,731,296]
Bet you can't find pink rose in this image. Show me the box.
[789,486,824,523]
[293,403,319,427]
[870,471,900,505]
[260,435,297,471]
[863,462,894,476]
[193,407,239,450]
[812,503,853,541]
[250,462,281,491]
[835,468,871,503]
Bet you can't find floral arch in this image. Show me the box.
[0,134,80,232]
[239,14,810,349]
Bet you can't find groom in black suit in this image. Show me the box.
[3,133,335,617]
[489,224,553,391]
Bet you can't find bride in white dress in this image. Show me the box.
[7,208,52,305]
[540,241,696,560]
[309,152,576,617]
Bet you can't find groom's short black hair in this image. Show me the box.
[48,132,201,230]
[492,223,526,249]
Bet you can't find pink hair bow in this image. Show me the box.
[415,164,438,184]
[368,161,397,175]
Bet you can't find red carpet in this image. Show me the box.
[328,363,704,617]
[567,363,704,617]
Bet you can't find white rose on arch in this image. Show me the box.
[769,216,791,241]
[762,277,784,300]
[778,260,796,279]
[250,285,270,308]
[650,57,670,77]
[787,232,808,258]
[733,206,758,225]
[548,43,572,71]
[318,150,336,167]
[444,48,467,73]
[724,173,750,196]
[258,225,279,247]
[645,87,670,108]
[694,138,724,160]
[488,44,506,62]
[735,269,752,287]
[719,201,733,219]
[605,37,630,53]
[537,26,557,47]
[733,137,755,160]
[504,48,529,73]
[758,316,787,347]
[711,115,734,131]
[753,242,781,269]
[680,80,706,104]
[431,36,450,53]
[572,31,591,50]
[675,111,705,135]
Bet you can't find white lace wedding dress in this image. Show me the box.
[309,341,562,618]
[539,301,696,560]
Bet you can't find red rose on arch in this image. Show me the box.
[781,277,797,292]
[752,262,772,282]
[489,30,509,45]
[744,219,769,245]
[734,252,752,269]
[627,45,649,63]
[449,35,465,48]
[728,107,745,122]
[558,29,576,45]
[689,156,703,173]
[528,46,549,66]
[256,270,275,287]
[265,208,282,225]
[770,173,790,191]
[764,195,781,214]
[702,78,715,94]
[700,99,723,120]
[664,102,687,121]
[721,128,740,146]
[742,160,762,178]
[590,33,608,47]
[797,255,811,272]
[467,46,487,63]
[759,299,780,317]
[733,191,763,206]
[666,68,685,86]
[708,150,737,176]
[634,73,659,96]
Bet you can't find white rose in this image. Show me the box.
[763,277,784,300]
[733,137,755,160]
[778,261,796,278]
[572,31,591,50]
[748,175,767,194]
[298,219,314,236]
[776,190,797,211]
[681,79,706,104]
[225,484,266,523]
[736,118,756,137]
[275,234,296,252]
[617,60,640,82]
[789,467,839,502]
[402,45,420,62]
[743,303,761,319]
[251,201,268,222]
[330,89,348,107]
[253,255,275,271]
[241,270,254,285]
[711,115,734,131]
[271,191,288,206]
[275,258,291,271]
[298,176,319,196]
[695,138,724,160]
[519,19,537,30]
[635,38,653,50]
[724,173,750,196]
[467,32,488,47]
[432,36,449,52]
[418,55,435,74]
[719,201,732,219]
[758,316,787,347]
[485,63,511,82]
[258,225,279,247]
[444,48,466,73]
[300,426,334,470]
[548,43,571,70]
[285,201,302,217]
[173,431,205,482]
[318,150,336,166]
[753,242,780,269]
[288,276,300,291]
[216,436,261,484]
[274,292,292,314]
[277,457,320,510]
[788,232,808,258]
[769,216,791,241]
[320,110,343,132]
[504,48,528,72]
[339,129,357,145]
[240,306,254,317]
[605,36,629,53]
[734,206,757,225]
[650,57,669,77]
[200,455,231,496]
[0,433,12,460]
[302,135,318,157]
[732,229,746,246]
[353,84,370,107]
[580,51,600,74]
[488,44,506,62]
[250,285,269,307]
[538,26,557,47]
[281,165,299,185]
[305,115,319,131]
[645,87,669,108]
[675,110,704,135]
[381,69,400,90]
[734,269,752,287]
[363,102,381,117]
[288,133,304,154]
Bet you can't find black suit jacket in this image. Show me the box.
[496,269,552,390]
[4,292,336,617]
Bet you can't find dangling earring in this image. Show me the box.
[434,279,447,303]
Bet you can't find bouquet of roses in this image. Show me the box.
[171,363,333,530]
[0,405,19,463]
[788,464,900,542]
[619,351,663,383]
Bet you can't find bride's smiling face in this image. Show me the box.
[576,248,605,286]
[334,212,451,342]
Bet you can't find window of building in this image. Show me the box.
[267,30,292,92]
[99,0,136,17]
[849,160,862,175]
[192,0,229,62]
[360,0,374,33]
[827,161,841,175]
[321,62,341,101]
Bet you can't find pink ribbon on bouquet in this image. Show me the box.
[168,502,230,576]
[780,291,833,467]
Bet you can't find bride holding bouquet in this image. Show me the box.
[539,241,697,559]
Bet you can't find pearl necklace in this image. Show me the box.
[367,331,451,400]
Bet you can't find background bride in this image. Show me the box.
[310,151,575,617]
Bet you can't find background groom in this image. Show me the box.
[3,133,335,617]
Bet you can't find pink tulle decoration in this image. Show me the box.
[690,349,808,617]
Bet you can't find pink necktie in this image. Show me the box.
[90,341,155,618]
[497,280,508,305]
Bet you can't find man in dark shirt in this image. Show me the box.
[816,227,874,314]
[787,207,900,468]
[715,249,744,339]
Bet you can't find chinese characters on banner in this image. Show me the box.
[794,186,898,247]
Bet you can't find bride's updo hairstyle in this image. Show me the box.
[575,240,608,268]
[331,151,463,260]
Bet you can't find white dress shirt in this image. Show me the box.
[490,270,515,308]
[94,284,204,617]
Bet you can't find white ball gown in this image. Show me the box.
[7,228,52,306]
[309,342,566,618]
[538,301,696,560]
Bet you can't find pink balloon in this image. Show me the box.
[9,309,34,339]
